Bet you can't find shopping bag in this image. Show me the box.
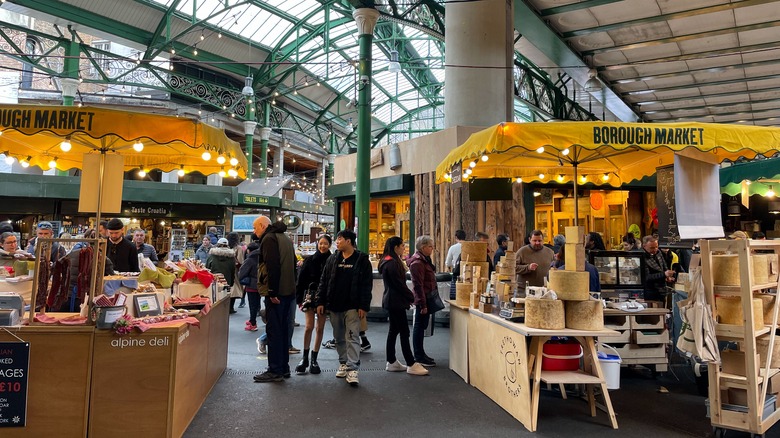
[676,267,719,363]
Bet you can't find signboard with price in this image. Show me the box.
[0,342,29,427]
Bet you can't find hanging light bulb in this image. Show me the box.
[481,154,488,162]
[580,175,587,183]
[138,169,146,177]
[60,139,72,152]
[133,141,144,152]
[201,151,211,161]
[768,185,776,198]
[20,156,30,168]
[219,168,226,178]
[177,166,185,177]
[602,173,610,182]
[229,157,238,166]
[469,161,477,168]
[536,146,545,153]
[228,168,238,178]
[388,50,401,73]
[516,177,523,183]
[561,148,570,156]
[48,158,57,169]
[217,154,226,165]
[538,173,545,179]
[557,174,565,182]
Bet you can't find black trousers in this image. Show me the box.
[386,308,415,365]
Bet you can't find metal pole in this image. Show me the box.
[353,8,379,253]
[259,101,271,178]
[573,162,579,226]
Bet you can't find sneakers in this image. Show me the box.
[238,302,246,308]
[386,361,407,372]
[253,371,283,383]
[289,347,301,354]
[360,337,371,352]
[346,370,359,386]
[416,357,436,367]
[309,360,321,375]
[245,323,258,332]
[323,339,336,349]
[256,338,266,354]
[407,362,430,376]
[336,363,349,378]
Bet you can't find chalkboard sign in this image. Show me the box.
[0,342,29,427]
[655,165,680,244]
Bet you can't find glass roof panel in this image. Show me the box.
[192,0,223,20]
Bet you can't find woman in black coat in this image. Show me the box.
[379,236,428,376]
[293,235,332,375]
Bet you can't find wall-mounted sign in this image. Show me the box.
[122,204,169,216]
[282,214,301,230]
[451,162,462,189]
[239,194,280,207]
[0,342,29,428]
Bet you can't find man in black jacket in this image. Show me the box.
[252,215,297,383]
[105,218,139,272]
[316,229,372,386]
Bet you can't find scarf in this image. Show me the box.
[644,250,667,273]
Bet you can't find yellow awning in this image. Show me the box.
[0,104,247,178]
[435,121,780,185]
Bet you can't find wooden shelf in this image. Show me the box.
[715,323,771,339]
[714,283,780,294]
[540,370,603,385]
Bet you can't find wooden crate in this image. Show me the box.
[604,314,630,330]
[631,313,665,330]
[633,329,670,345]
[599,330,630,344]
[614,343,666,359]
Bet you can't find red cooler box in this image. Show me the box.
[541,342,583,371]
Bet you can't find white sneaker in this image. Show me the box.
[386,361,407,372]
[256,338,266,354]
[336,363,348,378]
[407,362,429,376]
[346,370,359,386]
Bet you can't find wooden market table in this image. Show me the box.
[464,308,620,432]
[89,297,229,438]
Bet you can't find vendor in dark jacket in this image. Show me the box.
[105,218,139,273]
[641,235,675,302]
[207,238,238,312]
[315,229,372,386]
[293,234,332,375]
[408,235,438,368]
[379,236,428,376]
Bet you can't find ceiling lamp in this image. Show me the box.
[201,151,211,161]
[388,50,401,73]
[769,201,780,214]
[59,139,72,152]
[346,118,354,134]
[557,174,564,182]
[767,185,776,198]
[242,76,254,96]
[727,198,742,217]
[133,141,144,152]
[584,69,602,92]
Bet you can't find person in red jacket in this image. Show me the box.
[408,235,438,367]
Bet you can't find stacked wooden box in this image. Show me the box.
[525,226,603,331]
[600,309,669,373]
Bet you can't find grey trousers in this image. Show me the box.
[330,309,361,370]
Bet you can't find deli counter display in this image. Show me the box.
[589,250,645,294]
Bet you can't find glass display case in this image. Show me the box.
[589,250,645,290]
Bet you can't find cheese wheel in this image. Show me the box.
[754,293,776,326]
[525,299,565,330]
[456,283,472,307]
[565,300,604,330]
[715,296,764,330]
[548,270,590,301]
[460,241,488,265]
[712,254,775,286]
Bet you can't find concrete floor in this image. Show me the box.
[183,307,771,438]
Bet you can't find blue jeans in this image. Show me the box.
[330,309,361,370]
[412,307,435,361]
[265,295,295,375]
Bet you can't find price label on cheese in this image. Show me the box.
[0,342,29,427]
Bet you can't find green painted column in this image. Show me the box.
[259,101,271,178]
[327,132,337,186]
[243,117,257,180]
[352,8,380,252]
[61,40,80,107]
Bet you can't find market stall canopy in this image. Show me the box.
[0,104,247,178]
[721,157,780,197]
[436,122,780,186]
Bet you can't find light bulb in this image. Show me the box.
[229,157,238,166]
[768,185,776,198]
[201,151,211,161]
[538,173,545,179]
[580,175,587,183]
[133,141,144,152]
[557,174,564,182]
[536,146,545,153]
[219,169,226,177]
[60,140,72,152]
[481,154,488,162]
[48,159,57,169]
[602,173,610,182]
[516,177,522,183]
[217,155,226,164]
[177,168,185,177]
[138,169,146,177]
[562,148,570,156]
[469,161,477,168]
[228,168,238,177]
[4,155,13,165]
[20,158,29,168]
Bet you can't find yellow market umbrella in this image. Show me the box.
[436,121,780,223]
[0,104,247,177]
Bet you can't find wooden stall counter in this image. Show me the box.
[1,316,93,438]
[467,308,620,432]
[89,297,229,438]
[447,301,470,382]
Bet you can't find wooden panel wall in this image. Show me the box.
[415,172,527,269]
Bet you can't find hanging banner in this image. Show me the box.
[0,341,30,427]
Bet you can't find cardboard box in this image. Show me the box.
[721,349,759,376]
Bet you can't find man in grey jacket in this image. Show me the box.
[252,216,297,383]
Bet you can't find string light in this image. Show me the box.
[20,156,30,168]
[481,154,488,162]
[515,177,522,183]
[177,165,185,177]
[580,175,587,183]
[60,139,72,152]
[229,157,238,166]
[536,146,545,153]
[538,173,545,179]
[469,161,477,168]
[201,151,211,161]
[138,169,146,177]
[133,141,144,152]
[48,158,57,169]
[561,148,570,156]
[217,154,226,165]
[219,168,226,177]
[602,173,610,182]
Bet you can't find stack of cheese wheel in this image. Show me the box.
[555,226,603,330]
